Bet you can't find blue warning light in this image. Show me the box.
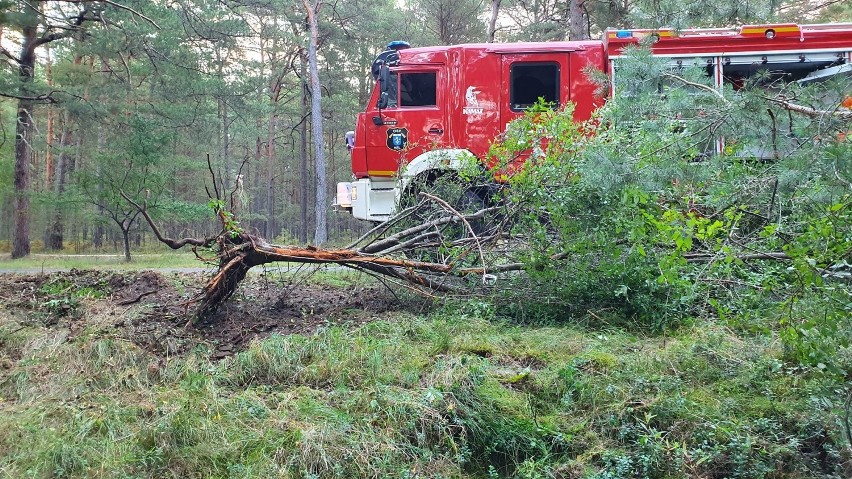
[386,41,411,50]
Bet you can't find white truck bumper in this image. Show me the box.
[334,178,397,222]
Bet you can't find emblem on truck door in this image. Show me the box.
[463,86,484,115]
[386,127,409,151]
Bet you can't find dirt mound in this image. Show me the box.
[0,269,427,359]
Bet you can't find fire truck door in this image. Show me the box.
[363,67,446,178]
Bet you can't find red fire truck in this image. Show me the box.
[335,23,852,222]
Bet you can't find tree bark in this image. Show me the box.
[305,0,328,245]
[45,42,54,190]
[222,99,231,191]
[12,17,38,259]
[265,111,277,239]
[568,0,588,41]
[121,223,132,262]
[488,0,502,43]
[47,124,73,250]
[299,51,310,243]
[93,125,107,248]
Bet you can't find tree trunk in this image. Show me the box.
[568,0,587,41]
[121,225,132,262]
[47,125,72,250]
[488,0,502,43]
[12,17,38,259]
[254,119,263,234]
[305,0,327,245]
[265,111,277,239]
[222,99,231,191]
[41,46,56,251]
[93,127,106,248]
[299,51,309,243]
[45,42,54,189]
[263,27,281,240]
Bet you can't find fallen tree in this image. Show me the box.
[122,64,852,327]
[123,163,519,321]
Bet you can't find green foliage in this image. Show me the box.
[34,275,110,322]
[486,101,696,331]
[775,197,852,375]
[482,47,852,380]
[630,0,781,28]
[208,198,243,237]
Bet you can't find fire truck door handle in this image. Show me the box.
[428,127,444,135]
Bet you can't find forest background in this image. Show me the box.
[1,1,852,478]
[1,0,848,260]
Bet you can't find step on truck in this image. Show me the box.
[335,23,852,222]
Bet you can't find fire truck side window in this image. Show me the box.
[399,72,437,107]
[510,63,560,110]
[387,72,398,107]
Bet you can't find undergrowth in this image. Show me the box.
[1,299,849,478]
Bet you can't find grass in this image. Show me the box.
[0,253,377,294]
[1,290,849,479]
[0,252,365,279]
[0,251,205,271]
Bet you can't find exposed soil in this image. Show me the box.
[0,269,429,359]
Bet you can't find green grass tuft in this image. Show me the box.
[0,296,849,478]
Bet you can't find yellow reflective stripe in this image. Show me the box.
[367,170,396,177]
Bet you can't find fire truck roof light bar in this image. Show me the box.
[386,41,411,51]
[607,23,852,41]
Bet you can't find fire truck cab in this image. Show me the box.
[336,23,852,222]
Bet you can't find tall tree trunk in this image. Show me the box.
[47,47,83,251]
[44,43,59,251]
[45,42,54,189]
[569,0,587,41]
[305,0,327,245]
[47,124,72,250]
[488,0,502,43]
[358,44,369,107]
[265,112,277,239]
[121,223,132,262]
[299,52,309,243]
[92,127,106,248]
[12,18,38,259]
[222,99,231,191]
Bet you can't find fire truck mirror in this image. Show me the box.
[379,65,391,93]
[377,92,389,110]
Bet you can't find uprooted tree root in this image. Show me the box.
[194,235,468,320]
